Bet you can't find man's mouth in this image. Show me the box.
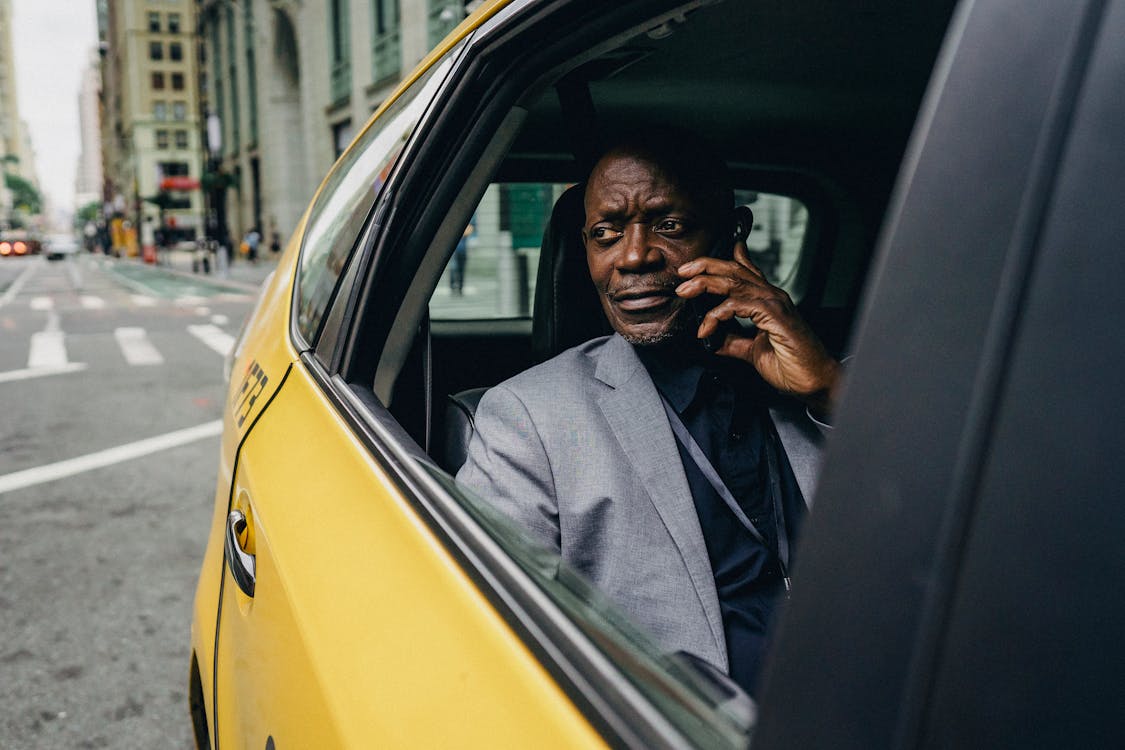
[609,286,677,312]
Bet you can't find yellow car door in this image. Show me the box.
[204,29,604,746]
[213,360,603,747]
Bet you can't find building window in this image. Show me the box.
[329,0,352,105]
[150,42,163,60]
[170,42,183,61]
[152,72,165,90]
[168,13,181,33]
[427,1,464,49]
[371,0,401,82]
[156,130,169,149]
[175,130,189,150]
[171,72,184,90]
[332,119,354,159]
[148,12,160,32]
[160,161,189,177]
[172,101,186,121]
[154,101,167,121]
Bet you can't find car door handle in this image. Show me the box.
[225,510,256,597]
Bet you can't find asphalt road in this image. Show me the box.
[0,255,263,749]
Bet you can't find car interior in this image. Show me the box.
[363,0,960,474]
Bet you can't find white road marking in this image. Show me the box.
[114,327,164,365]
[30,296,53,311]
[80,295,106,309]
[188,324,235,356]
[0,261,39,308]
[0,420,223,496]
[28,333,67,368]
[28,310,67,369]
[131,294,157,307]
[0,362,88,384]
[195,306,211,316]
[211,314,229,325]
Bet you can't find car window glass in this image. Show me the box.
[734,189,809,298]
[429,182,571,320]
[422,464,753,748]
[428,185,808,321]
[295,47,460,344]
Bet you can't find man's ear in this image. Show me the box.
[733,205,754,242]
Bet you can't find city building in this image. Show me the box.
[0,0,37,219]
[101,0,205,255]
[76,49,105,212]
[196,0,475,254]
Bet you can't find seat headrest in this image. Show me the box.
[532,184,612,362]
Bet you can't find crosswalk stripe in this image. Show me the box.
[28,331,68,369]
[131,295,157,307]
[80,295,106,309]
[114,327,164,366]
[187,324,235,356]
[30,296,53,311]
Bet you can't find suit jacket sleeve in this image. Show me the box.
[455,383,561,552]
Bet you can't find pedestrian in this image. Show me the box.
[450,217,474,295]
[270,233,281,255]
[244,228,261,265]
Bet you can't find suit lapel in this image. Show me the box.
[592,335,728,668]
[769,404,824,509]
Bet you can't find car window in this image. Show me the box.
[428,185,810,320]
[423,464,754,747]
[734,189,809,298]
[294,46,461,345]
[429,182,572,320]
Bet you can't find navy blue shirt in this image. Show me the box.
[638,344,807,697]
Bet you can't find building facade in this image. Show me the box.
[76,50,105,211]
[0,0,39,219]
[101,0,205,253]
[197,0,473,253]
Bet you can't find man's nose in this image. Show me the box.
[615,225,662,271]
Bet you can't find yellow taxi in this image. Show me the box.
[190,0,1125,747]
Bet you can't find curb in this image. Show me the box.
[100,254,270,294]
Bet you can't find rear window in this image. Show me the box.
[429,184,809,321]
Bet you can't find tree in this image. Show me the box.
[4,173,41,215]
[75,201,101,227]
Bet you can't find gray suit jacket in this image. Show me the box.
[456,333,823,671]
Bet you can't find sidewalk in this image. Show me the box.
[110,248,279,293]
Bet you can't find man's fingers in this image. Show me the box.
[732,242,767,279]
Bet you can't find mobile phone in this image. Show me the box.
[687,205,754,352]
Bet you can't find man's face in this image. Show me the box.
[583,150,717,346]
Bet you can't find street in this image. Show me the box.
[0,254,265,749]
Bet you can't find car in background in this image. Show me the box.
[44,233,81,261]
[189,0,1125,748]
[0,230,42,258]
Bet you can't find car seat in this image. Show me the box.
[439,184,610,472]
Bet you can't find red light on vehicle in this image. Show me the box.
[0,242,10,256]
[13,241,27,255]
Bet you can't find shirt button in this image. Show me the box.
[730,432,743,441]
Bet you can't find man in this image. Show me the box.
[457,131,840,695]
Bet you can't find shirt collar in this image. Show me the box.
[635,342,709,414]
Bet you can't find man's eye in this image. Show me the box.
[591,226,623,242]
[655,219,684,233]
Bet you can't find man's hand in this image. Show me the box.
[676,242,840,416]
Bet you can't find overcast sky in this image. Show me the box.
[10,0,100,218]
